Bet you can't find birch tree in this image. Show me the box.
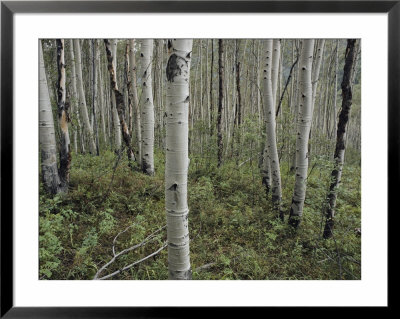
[217,39,224,168]
[288,39,315,228]
[92,39,100,155]
[73,39,97,154]
[68,39,84,154]
[261,41,272,194]
[111,39,122,150]
[262,40,283,217]
[56,39,71,192]
[140,39,155,175]
[165,39,193,280]
[39,41,60,194]
[128,39,142,166]
[323,39,357,239]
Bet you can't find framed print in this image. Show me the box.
[1,0,394,316]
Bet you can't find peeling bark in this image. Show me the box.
[39,40,61,194]
[56,39,71,192]
[323,39,357,239]
[104,39,136,167]
[165,39,193,280]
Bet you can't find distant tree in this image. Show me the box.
[217,39,224,167]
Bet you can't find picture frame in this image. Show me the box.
[1,0,394,316]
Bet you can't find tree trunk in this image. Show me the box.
[262,40,283,217]
[323,39,357,239]
[73,39,97,154]
[68,40,84,154]
[288,39,315,228]
[39,40,61,194]
[111,39,122,150]
[261,41,273,195]
[104,39,136,166]
[217,39,224,168]
[209,39,214,137]
[56,39,71,192]
[128,39,142,166]
[140,39,155,175]
[165,39,193,280]
[92,39,100,155]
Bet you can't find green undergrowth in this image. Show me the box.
[39,150,361,280]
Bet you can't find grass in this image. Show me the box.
[39,149,361,280]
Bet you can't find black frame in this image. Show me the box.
[0,0,394,317]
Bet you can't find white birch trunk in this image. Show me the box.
[128,39,142,166]
[165,39,193,280]
[111,40,122,149]
[288,39,315,228]
[39,41,60,194]
[261,41,273,194]
[73,39,97,154]
[140,39,155,175]
[262,39,283,216]
[68,40,84,154]
[271,39,281,108]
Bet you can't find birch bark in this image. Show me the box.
[111,39,122,149]
[128,39,142,166]
[165,39,193,280]
[39,41,61,194]
[262,40,283,216]
[104,39,136,166]
[56,39,71,192]
[140,39,155,175]
[261,41,273,194]
[288,39,315,228]
[73,39,97,154]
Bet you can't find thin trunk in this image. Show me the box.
[323,39,357,239]
[210,39,214,136]
[263,39,283,218]
[56,39,71,192]
[217,39,224,167]
[129,39,142,166]
[140,39,155,175]
[92,39,100,155]
[104,39,136,166]
[111,39,122,149]
[73,39,97,154]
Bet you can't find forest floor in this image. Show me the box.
[39,149,361,280]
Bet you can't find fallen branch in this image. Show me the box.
[96,243,168,280]
[93,225,166,280]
